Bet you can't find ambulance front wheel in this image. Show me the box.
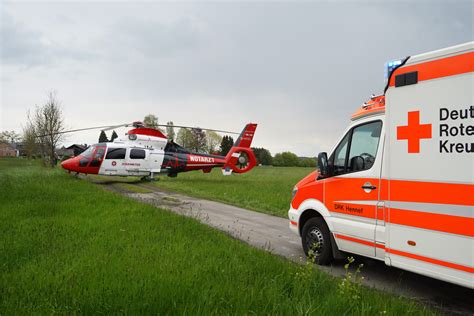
[301,217,333,265]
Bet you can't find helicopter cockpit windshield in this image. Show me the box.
[78,144,106,168]
[80,146,95,158]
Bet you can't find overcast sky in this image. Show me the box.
[1,1,472,156]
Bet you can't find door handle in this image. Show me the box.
[361,184,377,190]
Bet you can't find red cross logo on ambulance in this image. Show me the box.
[397,110,432,153]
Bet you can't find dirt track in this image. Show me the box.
[97,180,473,315]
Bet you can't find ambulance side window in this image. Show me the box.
[328,120,382,176]
[347,121,382,172]
[330,133,350,175]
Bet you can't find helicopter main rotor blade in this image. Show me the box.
[36,123,130,138]
[100,123,132,132]
[36,121,240,138]
[151,124,240,135]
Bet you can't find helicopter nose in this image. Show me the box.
[61,157,76,171]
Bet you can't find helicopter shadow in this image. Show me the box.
[78,174,145,185]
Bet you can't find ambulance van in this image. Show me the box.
[288,42,473,288]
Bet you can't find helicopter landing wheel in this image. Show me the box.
[141,175,159,182]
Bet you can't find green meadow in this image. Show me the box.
[152,166,312,217]
[0,159,431,314]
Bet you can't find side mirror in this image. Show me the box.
[317,152,329,178]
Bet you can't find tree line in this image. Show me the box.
[7,92,316,168]
[252,149,317,167]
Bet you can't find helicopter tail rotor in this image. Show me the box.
[223,147,257,174]
[222,123,258,175]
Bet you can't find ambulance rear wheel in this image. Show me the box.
[301,217,333,265]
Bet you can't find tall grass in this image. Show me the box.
[0,159,432,314]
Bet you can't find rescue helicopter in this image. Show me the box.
[59,122,258,180]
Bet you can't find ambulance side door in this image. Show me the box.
[325,119,384,258]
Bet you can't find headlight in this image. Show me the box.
[291,186,298,201]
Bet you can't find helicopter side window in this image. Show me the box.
[79,146,94,167]
[130,149,146,159]
[79,158,89,167]
[105,148,126,159]
[90,148,105,167]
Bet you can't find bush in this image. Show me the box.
[298,157,317,168]
[252,147,273,165]
[273,152,299,167]
[272,152,317,167]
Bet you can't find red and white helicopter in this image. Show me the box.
[60,122,258,180]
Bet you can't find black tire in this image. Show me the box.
[301,217,333,265]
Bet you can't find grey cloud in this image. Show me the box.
[115,17,203,58]
[0,12,49,66]
[1,10,97,68]
[1,1,472,155]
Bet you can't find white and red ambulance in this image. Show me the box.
[288,42,473,288]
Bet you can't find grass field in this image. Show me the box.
[0,159,431,314]
[152,166,312,217]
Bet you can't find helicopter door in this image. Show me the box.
[126,148,148,175]
[101,147,127,176]
[88,146,106,174]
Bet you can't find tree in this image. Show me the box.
[98,130,109,143]
[206,131,222,154]
[252,147,273,165]
[111,130,118,142]
[219,135,234,156]
[273,151,300,167]
[176,128,194,148]
[143,114,158,127]
[189,128,207,152]
[0,130,21,143]
[143,114,164,132]
[28,91,66,167]
[166,121,175,141]
[22,122,38,158]
[298,157,317,168]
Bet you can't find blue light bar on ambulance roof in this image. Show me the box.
[384,59,403,84]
